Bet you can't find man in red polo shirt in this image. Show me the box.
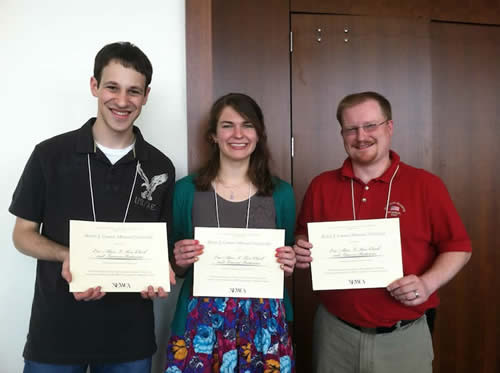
[294,91,471,373]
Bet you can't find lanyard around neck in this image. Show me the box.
[87,153,138,222]
[350,164,399,220]
[213,182,252,228]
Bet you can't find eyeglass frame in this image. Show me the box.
[340,119,390,137]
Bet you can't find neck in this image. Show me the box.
[92,119,135,149]
[352,155,392,184]
[217,158,251,185]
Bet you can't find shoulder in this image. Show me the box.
[306,169,341,192]
[173,174,197,198]
[399,162,446,187]
[175,174,197,189]
[141,140,175,172]
[35,128,80,155]
[272,177,293,195]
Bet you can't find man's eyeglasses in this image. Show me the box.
[341,120,389,137]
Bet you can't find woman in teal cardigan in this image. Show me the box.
[165,93,296,373]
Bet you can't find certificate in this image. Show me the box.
[193,227,284,299]
[308,218,403,290]
[69,220,170,293]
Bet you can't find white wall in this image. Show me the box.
[0,1,187,372]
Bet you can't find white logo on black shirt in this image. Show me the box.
[137,162,168,201]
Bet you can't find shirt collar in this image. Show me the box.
[340,150,401,183]
[75,118,149,161]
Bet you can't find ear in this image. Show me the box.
[142,86,151,105]
[90,77,99,97]
[387,119,394,136]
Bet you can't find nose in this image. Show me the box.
[233,124,243,138]
[355,126,369,140]
[116,91,128,107]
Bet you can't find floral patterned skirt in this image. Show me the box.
[165,297,294,373]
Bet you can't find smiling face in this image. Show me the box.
[212,106,259,164]
[90,60,150,146]
[341,99,393,168]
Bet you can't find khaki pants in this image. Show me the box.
[312,304,434,373]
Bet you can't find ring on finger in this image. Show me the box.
[414,290,419,299]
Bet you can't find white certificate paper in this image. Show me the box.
[308,219,403,290]
[193,227,285,299]
[69,220,170,293]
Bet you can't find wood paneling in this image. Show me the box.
[212,0,291,181]
[186,0,213,172]
[431,21,500,373]
[186,2,500,372]
[291,0,429,18]
[291,0,500,25]
[431,0,500,25]
[291,14,432,371]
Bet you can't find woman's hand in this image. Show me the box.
[276,246,296,276]
[173,239,204,269]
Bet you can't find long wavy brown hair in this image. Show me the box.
[195,93,274,196]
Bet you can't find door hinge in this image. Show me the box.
[291,136,295,158]
[290,31,293,53]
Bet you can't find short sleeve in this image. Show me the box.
[9,146,46,223]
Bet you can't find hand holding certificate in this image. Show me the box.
[69,220,170,293]
[308,218,403,290]
[193,227,285,299]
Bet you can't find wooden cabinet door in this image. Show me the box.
[291,14,432,371]
[431,21,500,373]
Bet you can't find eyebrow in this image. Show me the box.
[103,81,144,92]
[220,120,251,124]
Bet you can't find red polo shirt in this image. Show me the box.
[296,151,471,327]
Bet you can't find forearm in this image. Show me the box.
[171,261,191,277]
[420,251,471,294]
[13,218,68,262]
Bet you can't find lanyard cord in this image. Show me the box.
[213,181,252,229]
[350,164,399,220]
[87,153,139,222]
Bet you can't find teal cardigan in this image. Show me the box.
[170,174,296,336]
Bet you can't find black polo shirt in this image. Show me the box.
[9,118,175,364]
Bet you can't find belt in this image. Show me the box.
[338,317,416,334]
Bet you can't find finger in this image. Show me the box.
[158,287,168,298]
[175,239,199,247]
[296,239,313,249]
[293,245,312,256]
[61,260,72,283]
[74,288,94,301]
[295,260,312,269]
[87,286,104,301]
[147,285,155,298]
[94,291,106,300]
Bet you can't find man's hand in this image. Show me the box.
[173,239,204,269]
[387,275,430,306]
[293,238,313,269]
[276,246,296,277]
[61,252,106,301]
[140,263,177,299]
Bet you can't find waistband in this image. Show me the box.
[338,317,418,334]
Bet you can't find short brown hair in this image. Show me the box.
[336,91,392,126]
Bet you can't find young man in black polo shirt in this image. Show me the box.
[9,42,175,373]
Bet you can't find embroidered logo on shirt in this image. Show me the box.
[137,162,168,201]
[386,202,406,217]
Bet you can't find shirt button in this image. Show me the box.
[362,198,367,203]
[365,186,369,190]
